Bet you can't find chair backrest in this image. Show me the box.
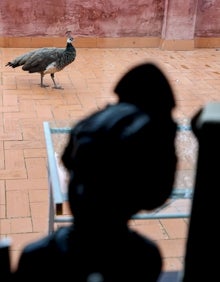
[182,102,220,281]
[0,237,12,280]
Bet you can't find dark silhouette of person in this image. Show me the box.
[12,62,177,282]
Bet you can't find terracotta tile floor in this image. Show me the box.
[1,46,220,273]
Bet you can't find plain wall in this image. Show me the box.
[0,0,220,49]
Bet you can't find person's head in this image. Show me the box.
[114,62,175,118]
[62,62,177,225]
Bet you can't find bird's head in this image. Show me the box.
[67,37,74,43]
[66,31,74,43]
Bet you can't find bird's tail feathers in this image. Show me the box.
[5,62,19,68]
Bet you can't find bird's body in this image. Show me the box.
[6,35,76,89]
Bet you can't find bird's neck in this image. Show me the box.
[66,43,75,51]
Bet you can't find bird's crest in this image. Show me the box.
[66,30,73,42]
[66,31,72,38]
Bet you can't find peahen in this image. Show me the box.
[5,31,76,89]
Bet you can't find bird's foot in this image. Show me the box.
[40,84,50,88]
[52,85,64,90]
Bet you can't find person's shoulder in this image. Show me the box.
[71,102,148,137]
[21,225,74,254]
[103,102,143,116]
[127,230,162,264]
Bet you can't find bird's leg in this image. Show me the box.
[40,73,49,88]
[51,73,63,89]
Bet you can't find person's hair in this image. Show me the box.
[114,62,175,117]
